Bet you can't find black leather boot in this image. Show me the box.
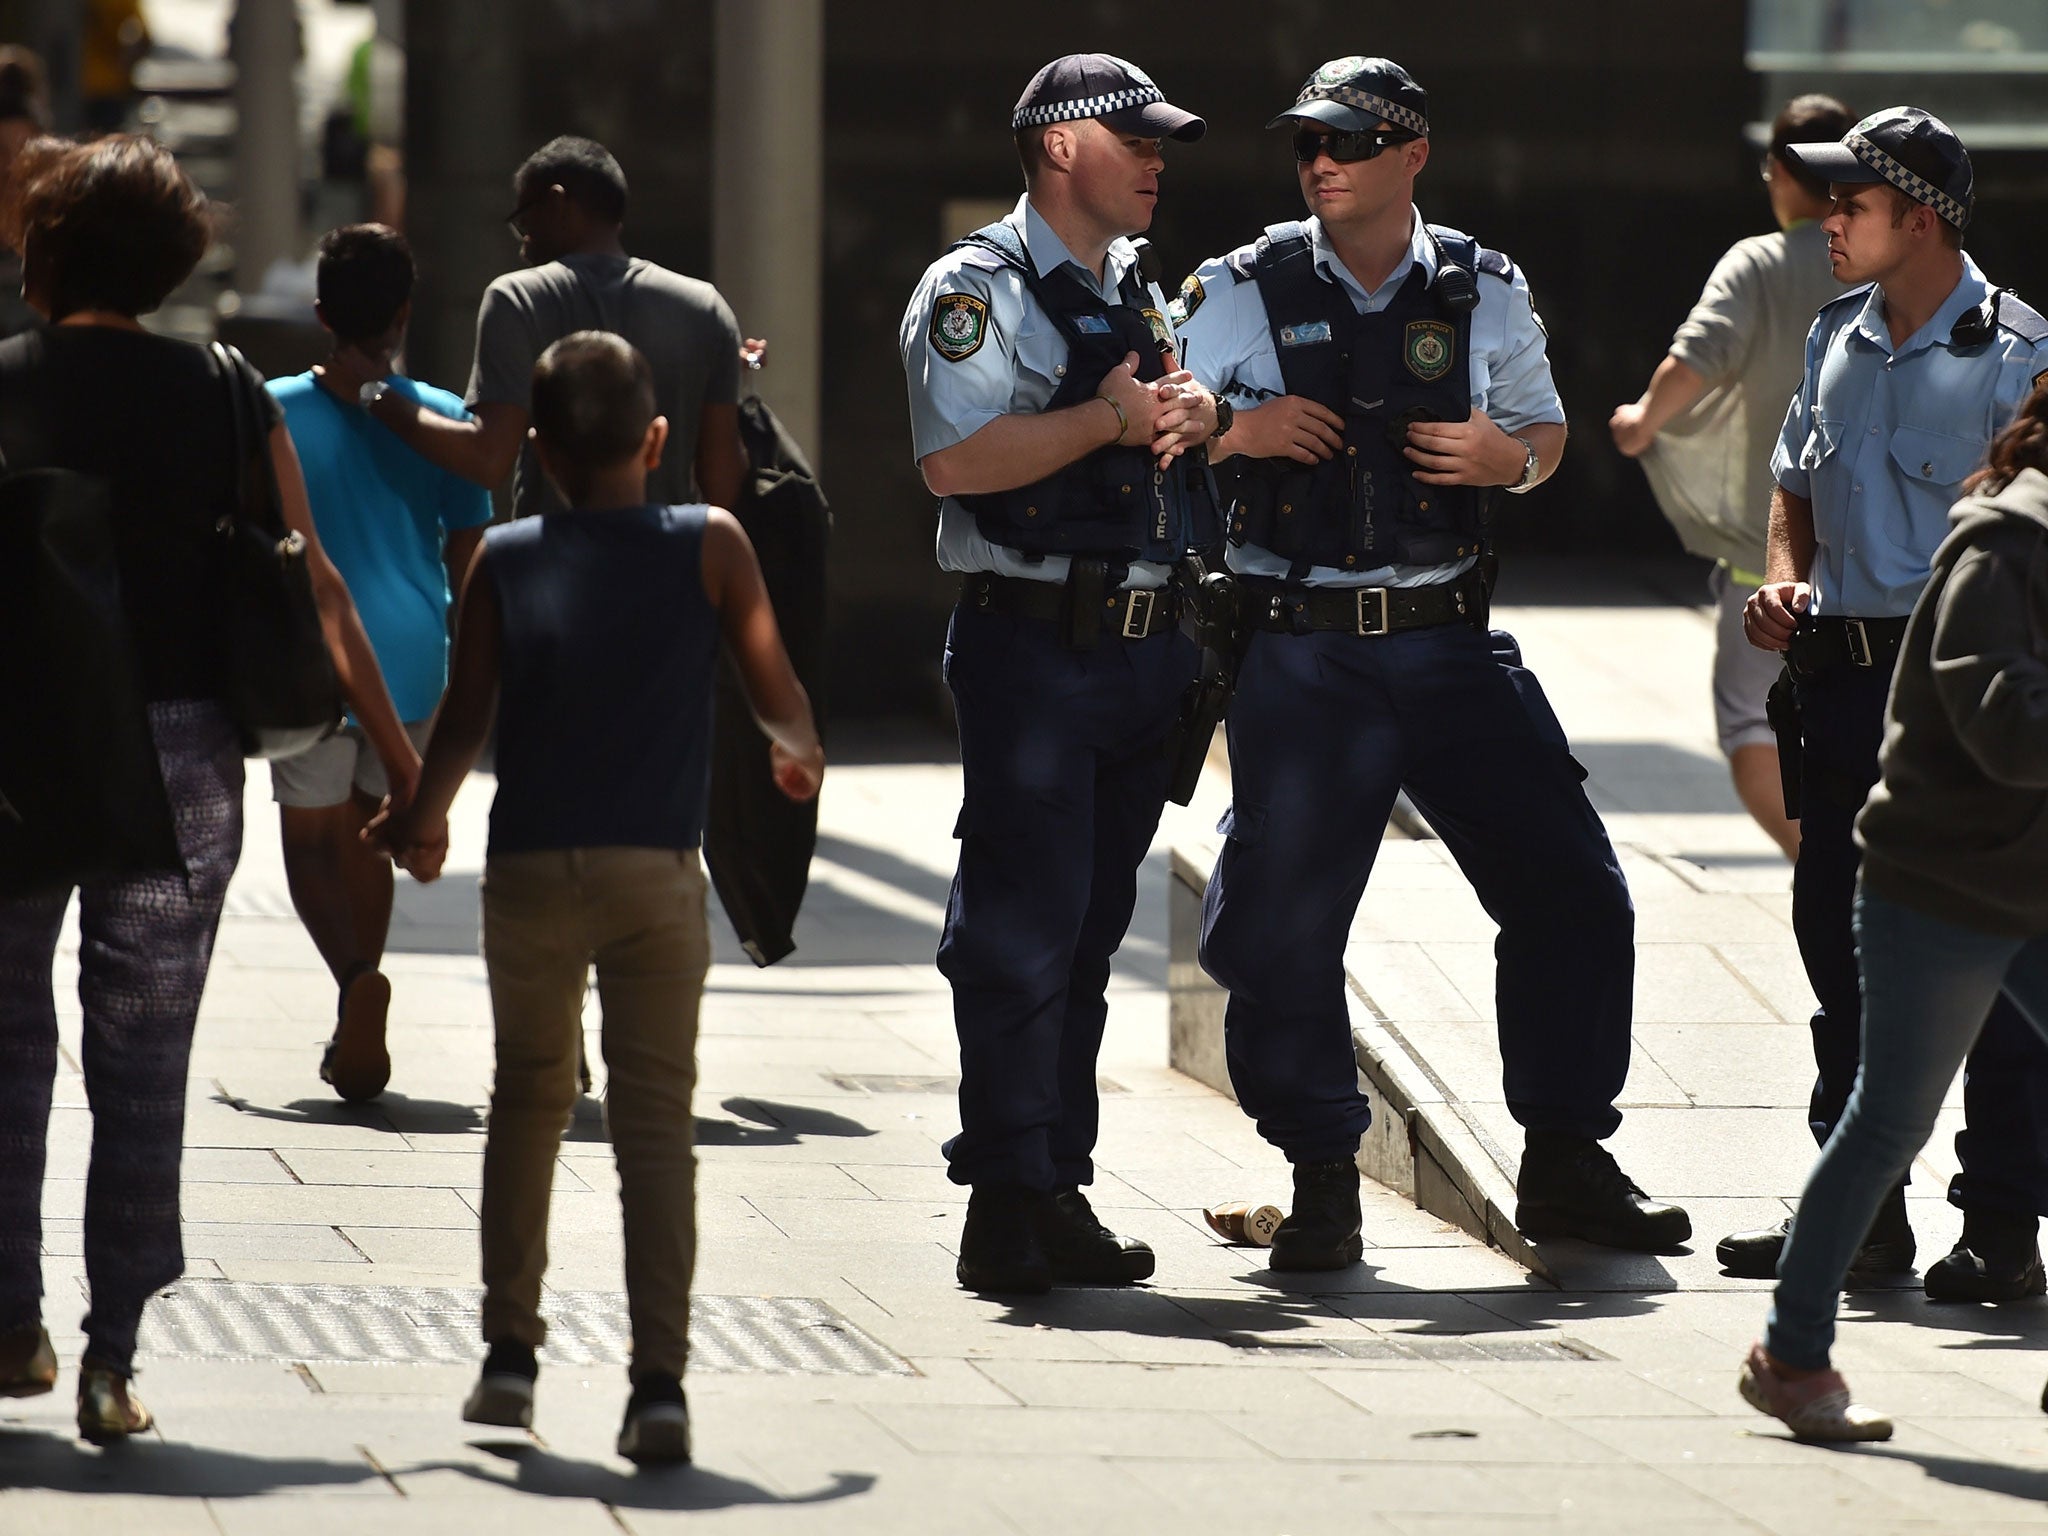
[956,1184,1053,1294]
[1924,1207,2044,1302]
[1716,1185,1916,1282]
[1269,1158,1364,1272]
[1039,1189,1154,1285]
[1515,1131,1692,1253]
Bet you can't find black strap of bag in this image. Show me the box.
[207,342,346,759]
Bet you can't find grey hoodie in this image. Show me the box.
[1859,466,2048,936]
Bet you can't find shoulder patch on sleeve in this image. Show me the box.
[1475,246,1517,283]
[1177,272,1206,320]
[929,293,989,362]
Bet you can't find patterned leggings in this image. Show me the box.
[0,700,243,1373]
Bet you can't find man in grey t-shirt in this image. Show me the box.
[367,136,746,519]
[1608,95,1853,861]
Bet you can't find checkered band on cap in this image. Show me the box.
[1849,131,1969,227]
[1295,84,1427,137]
[1012,84,1164,131]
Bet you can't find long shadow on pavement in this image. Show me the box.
[0,1429,378,1496]
[446,1443,874,1511]
[1759,1436,2048,1507]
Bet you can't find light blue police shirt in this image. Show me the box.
[1173,209,1563,589]
[900,194,1181,591]
[1771,254,2048,617]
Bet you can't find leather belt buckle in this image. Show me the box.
[1844,618,1872,668]
[1122,588,1157,639]
[1356,587,1390,637]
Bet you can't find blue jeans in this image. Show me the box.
[1766,885,2048,1369]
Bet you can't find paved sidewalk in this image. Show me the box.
[6,560,2048,1534]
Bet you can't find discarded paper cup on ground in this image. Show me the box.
[1204,1201,1284,1247]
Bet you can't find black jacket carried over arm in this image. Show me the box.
[701,394,830,965]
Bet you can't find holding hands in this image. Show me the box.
[363,799,448,883]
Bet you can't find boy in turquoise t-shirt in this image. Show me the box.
[267,224,494,1103]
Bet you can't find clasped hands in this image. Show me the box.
[1227,397,1526,485]
[1096,352,1218,469]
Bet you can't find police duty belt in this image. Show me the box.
[1240,574,1486,636]
[959,572,1183,639]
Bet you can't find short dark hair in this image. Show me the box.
[531,331,655,479]
[515,135,628,224]
[1015,126,1052,185]
[1883,183,1965,249]
[2,135,213,320]
[316,223,413,343]
[1769,94,1855,200]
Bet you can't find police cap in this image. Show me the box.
[1011,54,1205,142]
[1782,106,1974,230]
[1269,56,1428,137]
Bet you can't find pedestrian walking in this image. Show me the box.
[269,224,494,1102]
[1741,377,2048,1441]
[1174,56,1689,1268]
[1609,94,1854,860]
[898,53,1218,1295]
[370,331,823,1464]
[1722,108,2048,1296]
[363,135,746,519]
[0,135,414,1443]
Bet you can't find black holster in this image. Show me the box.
[1165,566,1246,806]
[1061,558,1108,651]
[1765,663,1802,821]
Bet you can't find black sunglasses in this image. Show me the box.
[504,190,551,236]
[1292,127,1415,165]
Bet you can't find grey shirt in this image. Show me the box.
[1639,219,1840,574]
[466,252,743,518]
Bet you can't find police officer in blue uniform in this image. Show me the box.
[1175,56,1690,1268]
[899,54,1219,1294]
[1725,108,2048,1296]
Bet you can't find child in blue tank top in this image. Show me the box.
[371,331,823,1464]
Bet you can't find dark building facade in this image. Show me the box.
[406,3,2044,719]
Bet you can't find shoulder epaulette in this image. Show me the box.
[1995,292,2048,345]
[1475,247,1516,283]
[1223,251,1256,283]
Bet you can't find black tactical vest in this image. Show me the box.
[1217,221,1497,578]
[952,222,1219,566]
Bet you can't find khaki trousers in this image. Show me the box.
[479,847,709,1379]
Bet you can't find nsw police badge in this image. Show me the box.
[930,293,988,362]
[1403,320,1454,382]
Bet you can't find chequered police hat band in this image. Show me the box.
[1849,131,1970,227]
[1293,85,1427,137]
[1013,85,1164,130]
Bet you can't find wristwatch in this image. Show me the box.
[358,379,392,410]
[1505,434,1540,494]
[1211,397,1235,442]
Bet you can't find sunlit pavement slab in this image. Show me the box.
[8,560,2048,1533]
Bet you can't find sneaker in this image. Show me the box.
[1737,1342,1892,1442]
[617,1374,690,1464]
[462,1339,537,1428]
[0,1323,56,1398]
